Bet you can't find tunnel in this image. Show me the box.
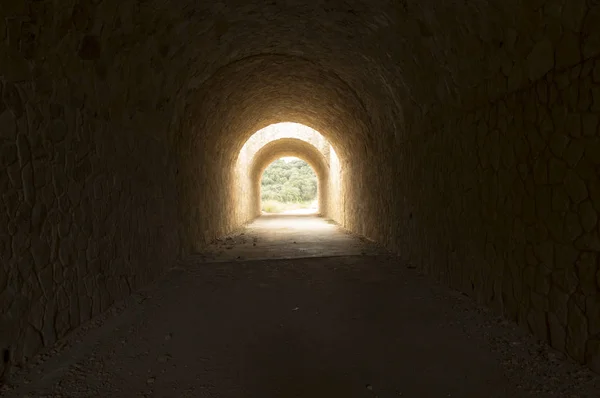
[1,0,600,394]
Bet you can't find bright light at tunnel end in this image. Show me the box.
[233,121,342,225]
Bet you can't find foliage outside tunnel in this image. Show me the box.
[261,158,318,213]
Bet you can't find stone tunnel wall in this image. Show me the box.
[0,1,184,378]
[392,58,600,372]
[0,82,180,375]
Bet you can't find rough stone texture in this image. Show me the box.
[2,0,600,380]
[0,0,182,379]
[394,59,600,374]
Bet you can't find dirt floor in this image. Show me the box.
[1,216,599,397]
[193,214,383,263]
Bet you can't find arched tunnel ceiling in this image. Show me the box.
[23,0,595,142]
[187,54,373,164]
[164,0,597,156]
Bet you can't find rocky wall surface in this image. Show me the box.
[0,1,182,380]
[0,83,180,379]
[394,58,600,373]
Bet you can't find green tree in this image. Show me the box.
[261,158,317,203]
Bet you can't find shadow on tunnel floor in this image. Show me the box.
[2,255,599,397]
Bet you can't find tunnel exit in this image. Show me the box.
[260,157,319,215]
[234,122,343,225]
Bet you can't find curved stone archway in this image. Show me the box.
[177,54,378,252]
[247,138,331,218]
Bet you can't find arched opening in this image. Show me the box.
[260,157,318,215]
[234,123,342,228]
[176,54,381,255]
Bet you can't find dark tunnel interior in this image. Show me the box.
[1,0,600,394]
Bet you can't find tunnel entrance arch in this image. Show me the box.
[251,139,328,217]
[234,123,342,225]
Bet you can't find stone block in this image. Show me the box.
[563,139,585,167]
[587,340,600,373]
[548,312,566,351]
[566,301,588,363]
[582,7,600,58]
[593,87,600,112]
[594,61,600,83]
[0,110,17,141]
[548,157,567,184]
[577,252,599,295]
[550,132,570,158]
[555,31,581,69]
[574,233,600,251]
[585,139,600,164]
[549,287,570,324]
[564,169,588,203]
[564,211,583,242]
[586,295,600,335]
[0,46,32,82]
[561,0,586,32]
[528,307,549,340]
[580,200,598,232]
